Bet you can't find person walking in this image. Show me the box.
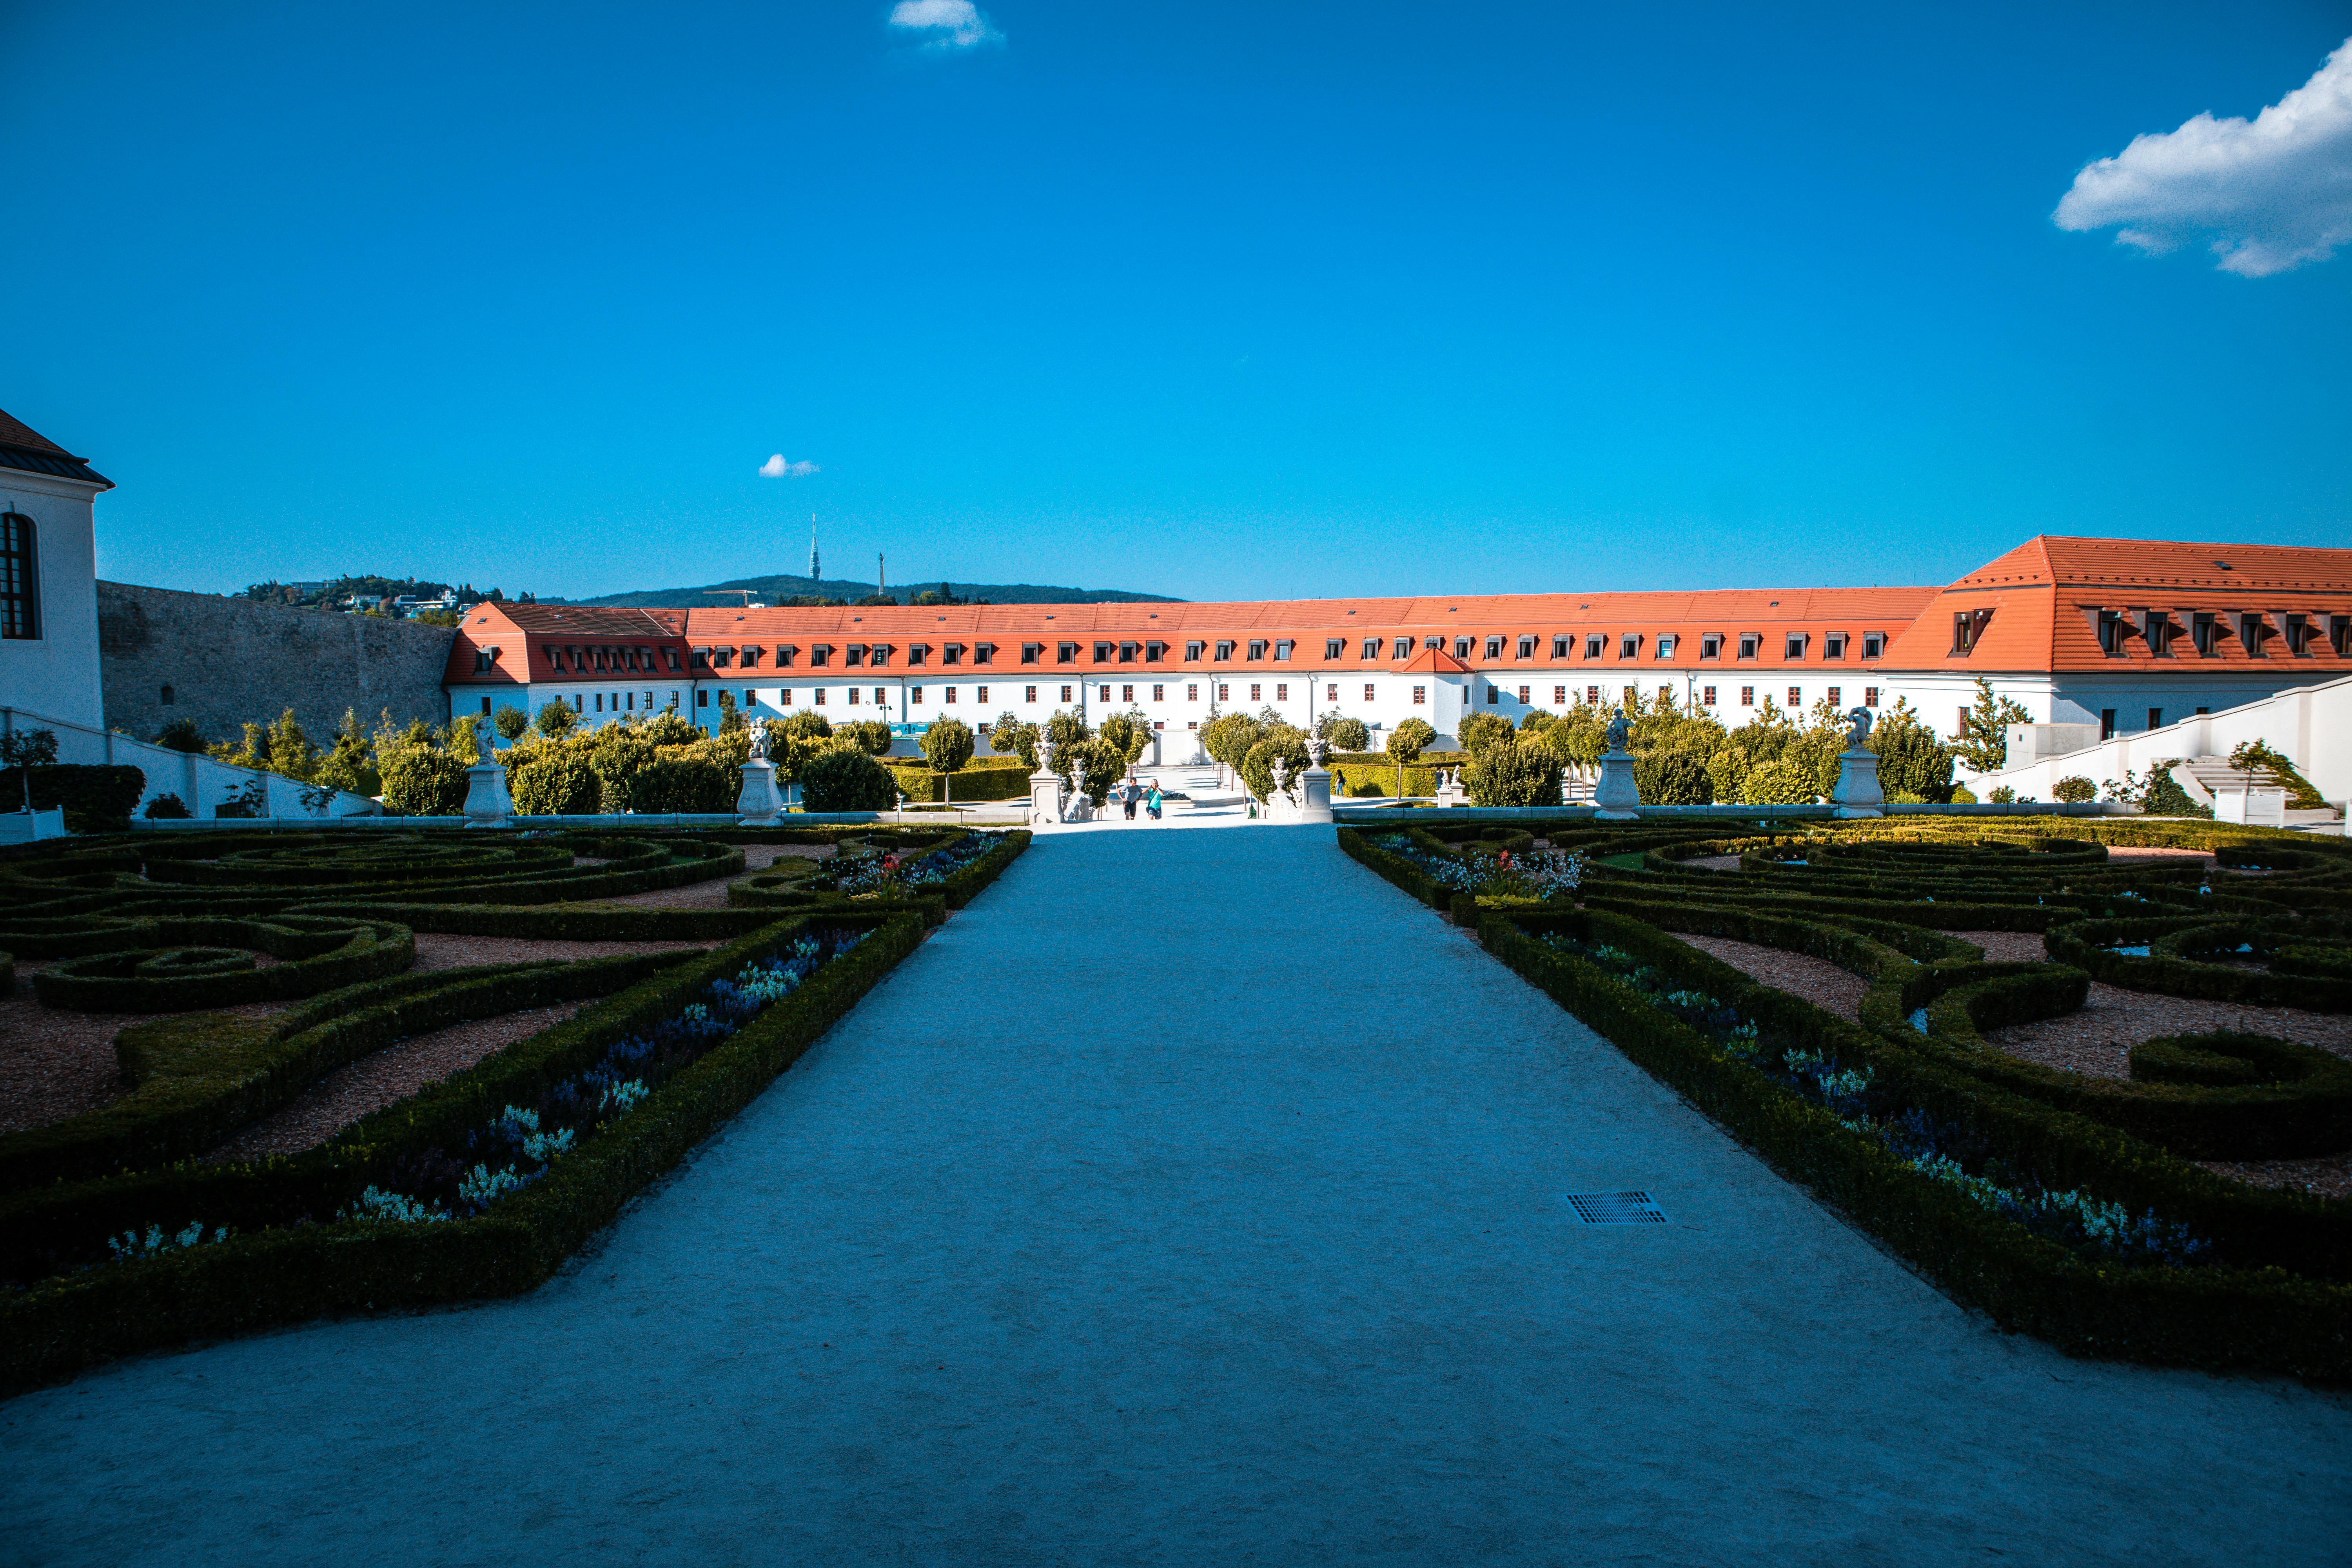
[1146,780,1163,821]
[1121,777,1140,821]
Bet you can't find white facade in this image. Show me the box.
[0,465,108,730]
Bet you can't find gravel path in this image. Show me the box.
[0,964,287,1136]
[207,1002,592,1161]
[5,827,2345,1565]
[1671,932,1869,1020]
[1981,982,2352,1075]
[410,934,710,971]
[592,844,826,910]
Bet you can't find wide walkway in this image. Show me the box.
[5,830,2348,1564]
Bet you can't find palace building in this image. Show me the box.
[443,536,2352,770]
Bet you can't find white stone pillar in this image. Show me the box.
[737,758,784,826]
[1591,746,1640,820]
[462,761,515,828]
[1298,761,1334,824]
[1029,763,1065,825]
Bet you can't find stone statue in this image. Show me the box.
[1605,710,1631,751]
[1846,706,1874,750]
[1308,734,1331,768]
[748,723,769,762]
[475,723,494,766]
[1271,757,1292,797]
[1036,735,1054,773]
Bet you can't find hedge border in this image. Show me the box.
[0,910,924,1395]
[29,918,416,1013]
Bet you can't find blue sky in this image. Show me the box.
[6,2,2348,602]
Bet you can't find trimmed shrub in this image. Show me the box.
[0,764,147,833]
[1240,731,1313,804]
[508,750,601,817]
[2054,776,2097,803]
[380,748,468,816]
[1635,747,1712,806]
[1464,736,1563,808]
[143,793,191,820]
[1457,712,1515,756]
[800,748,896,812]
[631,753,734,813]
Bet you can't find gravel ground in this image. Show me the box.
[1670,933,1869,1020]
[2197,1152,2352,1200]
[1952,929,2048,962]
[8,827,2346,1565]
[206,1001,591,1161]
[410,934,709,971]
[1981,982,2352,1076]
[0,963,288,1136]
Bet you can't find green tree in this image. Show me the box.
[715,691,747,736]
[800,748,897,812]
[989,712,1040,767]
[1738,757,1816,805]
[155,718,207,754]
[1240,729,1312,804]
[510,748,600,816]
[1956,676,2032,773]
[1465,735,1564,807]
[492,705,530,740]
[1202,712,1267,789]
[1634,748,1712,805]
[844,719,893,755]
[534,698,579,738]
[775,709,832,741]
[632,751,735,812]
[1866,699,1954,803]
[1314,711,1370,753]
[1457,711,1514,755]
[313,709,381,798]
[921,715,976,776]
[379,747,468,816]
[1384,716,1437,796]
[1097,708,1154,770]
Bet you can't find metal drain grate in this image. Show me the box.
[1564,1191,1668,1225]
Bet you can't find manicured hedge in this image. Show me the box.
[0,911,924,1394]
[0,764,147,834]
[1471,906,2352,1377]
[29,916,416,1012]
[2049,916,2352,1012]
[0,954,694,1191]
[884,760,1033,803]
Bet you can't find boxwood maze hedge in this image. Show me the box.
[1337,816,2352,1379]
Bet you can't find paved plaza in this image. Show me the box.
[4,828,2347,1564]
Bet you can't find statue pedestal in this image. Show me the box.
[1029,765,1065,826]
[1592,748,1640,820]
[1298,764,1334,824]
[1831,747,1885,818]
[462,761,514,828]
[737,758,784,826]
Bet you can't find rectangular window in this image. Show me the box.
[911,686,924,705]
[1700,634,1721,660]
[1025,686,1037,703]
[1218,684,1229,702]
[1276,683,1287,701]
[1118,643,1138,664]
[1586,686,1600,705]
[1454,637,1472,659]
[1362,638,1382,659]
[2100,708,2116,740]
[1701,685,1716,706]
[1151,684,1165,702]
[1392,637,1412,658]
[1788,686,1802,708]
[1274,641,1292,661]
[848,688,860,704]
[781,689,793,706]
[976,686,988,704]
[1552,635,1571,659]
[1485,636,1503,659]
[1584,635,1604,659]
[811,645,832,667]
[1827,686,1841,708]
[1619,634,1641,659]
[1188,684,1199,701]
[1785,634,1808,661]
[1122,685,1134,702]
[1517,685,1530,703]
[944,687,955,704]
[1553,685,1566,705]
[1247,640,1267,660]
[1099,686,1112,703]
[2149,706,2163,730]
[814,689,826,706]
[1824,633,1847,660]
[1740,686,1753,707]
[1737,633,1760,660]
[1061,685,1073,702]
[1655,634,1676,660]
[1250,684,1261,701]
[1326,683,1338,702]
[696,690,708,708]
[1412,685,1426,705]
[1215,641,1234,661]
[1864,686,1878,708]
[593,693,602,712]
[1365,684,1376,702]
[1516,635,1535,659]
[1021,644,1040,664]
[943,644,964,666]
[1951,611,1991,655]
[1059,642,1078,664]
[1862,633,1884,659]
[1145,642,1165,663]
[7,509,49,633]
[1185,641,1205,661]
[974,644,994,666]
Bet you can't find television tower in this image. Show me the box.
[809,515,820,584]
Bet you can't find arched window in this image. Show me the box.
[160,685,176,706]
[0,512,36,640]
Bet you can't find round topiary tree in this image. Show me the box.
[509,749,600,816]
[1385,717,1436,797]
[775,709,831,741]
[379,747,469,816]
[921,715,976,802]
[1314,712,1370,753]
[1457,711,1515,756]
[989,713,1040,767]
[1464,735,1564,808]
[844,719,893,756]
[534,699,579,739]
[492,706,530,741]
[800,748,897,812]
[2054,775,2097,803]
[1240,730,1312,804]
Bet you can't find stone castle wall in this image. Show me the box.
[97,582,456,746]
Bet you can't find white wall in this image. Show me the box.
[0,701,377,818]
[0,470,105,730]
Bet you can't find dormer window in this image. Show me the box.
[844,645,866,668]
[974,642,994,665]
[1424,636,1443,651]
[1738,633,1760,660]
[1327,639,1346,659]
[871,644,894,668]
[1784,633,1808,660]
[1247,640,1267,660]
[1619,635,1641,659]
[1184,641,1205,661]
[1215,641,1235,661]
[1145,641,1166,662]
[666,647,683,671]
[1515,635,1535,659]
[740,646,762,668]
[711,646,734,669]
[473,650,492,672]
[2237,613,2267,657]
[810,644,833,667]
[943,642,965,666]
[1823,633,1847,661]
[1453,637,1472,659]
[1700,634,1722,660]
[1861,633,1884,660]
[1949,612,1991,656]
[1552,635,1571,659]
[546,646,566,669]
[1119,641,1138,663]
[1583,635,1604,659]
[1094,642,1113,663]
[773,645,796,668]
[1483,637,1502,659]
[907,644,929,667]
[1392,637,1413,658]
[1021,643,1041,664]
[1655,634,1676,660]
[1059,641,1078,663]
[1273,640,1293,661]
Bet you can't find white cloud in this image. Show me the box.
[759,454,818,478]
[887,0,1001,51]
[2054,38,2352,277]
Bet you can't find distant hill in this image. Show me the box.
[555,572,1182,608]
